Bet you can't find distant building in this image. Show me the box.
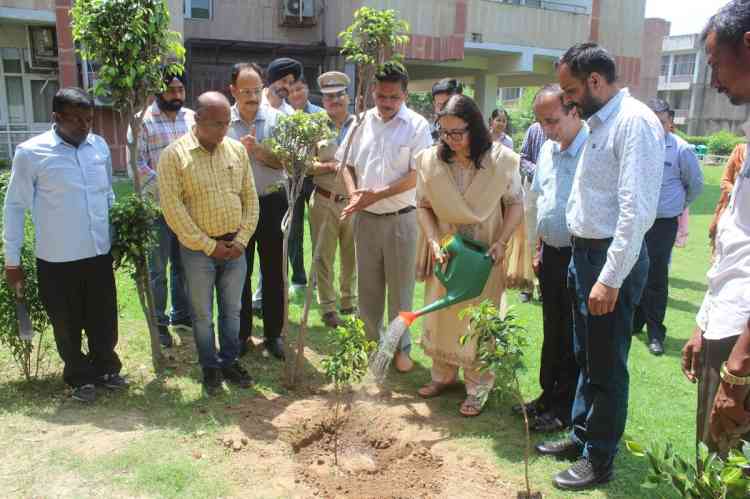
[658,33,750,136]
[1,0,653,170]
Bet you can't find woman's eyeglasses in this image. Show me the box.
[438,127,469,141]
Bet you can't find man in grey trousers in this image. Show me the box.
[337,64,432,373]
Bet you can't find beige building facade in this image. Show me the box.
[0,0,652,167]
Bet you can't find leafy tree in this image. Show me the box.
[626,440,750,498]
[459,302,539,499]
[336,7,410,170]
[262,111,334,386]
[320,317,376,465]
[71,0,185,370]
[0,171,51,380]
[707,130,745,156]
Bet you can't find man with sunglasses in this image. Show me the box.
[227,62,288,361]
[307,71,357,328]
[129,69,194,348]
[338,64,432,373]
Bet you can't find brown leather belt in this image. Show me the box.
[213,231,238,242]
[315,186,349,203]
[570,236,612,250]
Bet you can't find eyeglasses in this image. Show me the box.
[323,90,347,101]
[237,87,263,97]
[438,128,469,141]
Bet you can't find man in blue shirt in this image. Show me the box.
[634,99,704,356]
[523,84,585,434]
[3,87,126,403]
[538,43,664,491]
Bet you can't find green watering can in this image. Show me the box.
[399,234,494,326]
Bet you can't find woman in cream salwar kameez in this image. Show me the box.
[415,95,524,417]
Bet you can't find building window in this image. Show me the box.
[5,76,25,123]
[31,80,59,123]
[185,0,211,20]
[672,54,696,77]
[660,55,670,77]
[501,87,522,102]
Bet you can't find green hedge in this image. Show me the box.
[675,129,744,156]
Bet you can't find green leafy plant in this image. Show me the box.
[460,302,539,499]
[626,440,750,498]
[262,111,334,387]
[707,130,745,156]
[0,171,51,380]
[320,317,376,465]
[110,194,160,275]
[71,0,184,370]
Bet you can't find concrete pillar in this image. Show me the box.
[474,72,498,123]
[55,0,78,88]
[167,0,184,37]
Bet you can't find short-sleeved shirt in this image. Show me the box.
[314,114,355,196]
[335,104,432,214]
[531,124,589,248]
[227,104,283,196]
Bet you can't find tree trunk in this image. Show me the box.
[127,112,164,372]
[288,214,331,385]
[514,377,532,498]
[282,176,305,386]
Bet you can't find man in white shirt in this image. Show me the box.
[682,0,750,454]
[536,43,664,491]
[338,64,432,373]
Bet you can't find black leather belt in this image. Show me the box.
[315,186,349,203]
[570,236,612,250]
[364,206,416,217]
[213,231,238,242]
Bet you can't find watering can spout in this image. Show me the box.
[399,311,419,327]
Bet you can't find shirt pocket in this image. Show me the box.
[221,158,243,194]
[86,158,111,193]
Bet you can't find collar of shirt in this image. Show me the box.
[589,87,629,129]
[230,104,267,129]
[664,131,678,150]
[183,127,218,153]
[261,91,294,115]
[51,125,96,149]
[554,124,589,158]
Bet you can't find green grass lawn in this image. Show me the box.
[0,166,724,498]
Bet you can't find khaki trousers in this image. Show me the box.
[309,192,357,314]
[354,209,417,352]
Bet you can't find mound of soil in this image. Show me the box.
[291,407,463,498]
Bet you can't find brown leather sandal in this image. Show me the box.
[417,381,454,399]
[459,395,484,417]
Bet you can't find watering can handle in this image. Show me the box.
[434,260,448,285]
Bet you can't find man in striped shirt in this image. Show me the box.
[131,70,194,347]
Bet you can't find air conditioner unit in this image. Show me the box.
[27,26,58,71]
[280,0,317,27]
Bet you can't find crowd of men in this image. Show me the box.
[3,0,750,492]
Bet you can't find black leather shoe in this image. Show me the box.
[202,367,223,396]
[535,438,582,461]
[554,458,613,491]
[649,339,664,356]
[531,412,568,433]
[512,396,546,418]
[222,362,253,388]
[264,338,285,360]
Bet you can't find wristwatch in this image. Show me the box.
[720,362,750,386]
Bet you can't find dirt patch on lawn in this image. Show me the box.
[277,396,514,499]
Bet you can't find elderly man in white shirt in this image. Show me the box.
[682,0,750,455]
[338,64,432,373]
[535,43,665,492]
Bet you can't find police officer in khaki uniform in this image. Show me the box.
[308,71,357,328]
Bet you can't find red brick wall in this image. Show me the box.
[55,0,128,172]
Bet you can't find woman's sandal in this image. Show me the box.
[417,381,455,399]
[459,395,484,417]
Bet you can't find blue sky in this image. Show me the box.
[645,0,731,35]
